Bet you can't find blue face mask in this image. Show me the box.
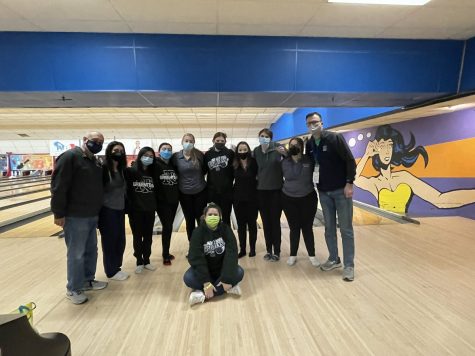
[259,137,271,145]
[183,142,194,151]
[141,156,154,166]
[160,150,172,160]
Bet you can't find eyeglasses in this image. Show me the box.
[306,121,321,127]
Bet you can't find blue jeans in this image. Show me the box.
[63,216,99,292]
[318,188,355,268]
[183,266,244,296]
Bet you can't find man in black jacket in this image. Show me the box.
[51,131,108,304]
[305,113,356,282]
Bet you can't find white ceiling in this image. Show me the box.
[0,107,293,153]
[0,0,475,40]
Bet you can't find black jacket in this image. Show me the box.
[50,147,103,218]
[233,158,258,202]
[204,147,235,198]
[305,130,356,192]
[125,166,157,212]
[187,222,238,285]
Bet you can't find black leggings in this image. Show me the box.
[258,190,282,255]
[179,189,208,241]
[156,202,178,258]
[233,200,258,253]
[282,190,318,256]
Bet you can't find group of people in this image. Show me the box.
[50,111,356,306]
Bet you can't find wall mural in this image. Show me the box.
[343,110,475,219]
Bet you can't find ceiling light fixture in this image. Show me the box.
[328,0,431,5]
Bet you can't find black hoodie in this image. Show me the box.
[154,157,179,205]
[187,222,238,285]
[204,146,235,198]
[125,165,156,212]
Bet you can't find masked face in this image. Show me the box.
[111,152,124,161]
[259,136,271,145]
[141,156,154,166]
[214,142,225,150]
[237,152,249,160]
[86,140,103,154]
[306,116,323,135]
[288,145,300,156]
[183,142,194,151]
[205,215,220,229]
[160,149,172,160]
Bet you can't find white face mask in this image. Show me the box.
[309,124,322,134]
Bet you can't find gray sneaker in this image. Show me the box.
[82,280,108,291]
[66,290,88,305]
[320,259,342,271]
[342,267,354,282]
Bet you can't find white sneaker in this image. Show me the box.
[135,265,144,274]
[144,263,157,271]
[109,271,129,281]
[189,290,205,306]
[309,256,321,267]
[287,256,297,266]
[226,284,242,296]
[66,290,88,304]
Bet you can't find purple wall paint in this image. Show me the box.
[342,108,475,160]
[343,108,475,220]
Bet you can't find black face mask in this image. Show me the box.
[288,146,301,156]
[86,140,103,154]
[111,152,124,161]
[215,142,225,150]
[237,152,249,160]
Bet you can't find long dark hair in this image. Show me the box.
[104,141,126,180]
[182,133,202,168]
[372,124,428,170]
[136,146,156,173]
[233,141,252,170]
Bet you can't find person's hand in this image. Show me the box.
[365,140,379,157]
[218,282,232,292]
[204,283,216,300]
[54,217,65,227]
[344,183,353,199]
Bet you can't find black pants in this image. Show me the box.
[282,190,318,256]
[208,191,233,226]
[156,202,178,258]
[258,190,282,255]
[179,188,208,241]
[233,200,258,253]
[98,207,126,278]
[183,265,245,296]
[128,210,155,265]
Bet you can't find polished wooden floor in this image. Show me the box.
[1,216,475,355]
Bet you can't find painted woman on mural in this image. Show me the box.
[354,124,475,214]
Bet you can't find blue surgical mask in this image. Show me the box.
[183,142,194,151]
[160,150,172,160]
[259,137,271,145]
[141,156,154,166]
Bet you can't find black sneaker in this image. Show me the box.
[263,252,272,261]
[249,250,256,257]
[270,254,280,262]
[238,251,246,259]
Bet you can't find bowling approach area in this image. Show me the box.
[1,208,474,355]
